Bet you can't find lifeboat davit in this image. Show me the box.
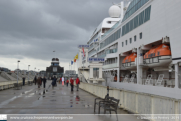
[143,44,172,67]
[122,53,137,70]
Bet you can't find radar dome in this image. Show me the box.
[109,5,121,18]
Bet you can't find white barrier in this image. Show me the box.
[0,80,33,90]
[79,82,181,121]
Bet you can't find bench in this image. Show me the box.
[98,97,120,114]
[94,95,109,113]
[14,83,22,90]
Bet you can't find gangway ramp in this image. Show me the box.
[80,70,89,83]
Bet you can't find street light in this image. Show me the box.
[17,60,20,84]
[34,68,36,77]
[105,70,110,97]
[38,69,39,77]
[28,65,30,83]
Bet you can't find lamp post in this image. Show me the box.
[106,70,110,96]
[34,68,36,77]
[28,65,30,83]
[17,60,20,84]
[38,69,39,77]
[53,51,55,58]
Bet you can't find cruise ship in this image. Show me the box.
[78,0,181,100]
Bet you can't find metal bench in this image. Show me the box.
[97,96,120,120]
[98,97,120,114]
[94,95,109,113]
[14,83,22,90]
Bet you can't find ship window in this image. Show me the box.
[145,6,151,22]
[134,15,139,29]
[122,42,124,47]
[158,52,160,56]
[134,35,136,42]
[140,32,142,39]
[122,0,149,22]
[139,11,144,26]
[126,40,127,45]
[122,5,151,37]
[130,38,132,43]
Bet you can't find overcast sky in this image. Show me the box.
[0,0,123,72]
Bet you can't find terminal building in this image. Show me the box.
[46,58,64,78]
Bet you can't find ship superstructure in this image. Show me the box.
[78,0,181,99]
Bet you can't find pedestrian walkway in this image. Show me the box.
[0,81,144,121]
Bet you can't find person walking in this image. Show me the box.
[22,76,26,86]
[66,79,69,87]
[70,77,74,91]
[34,76,37,85]
[40,77,42,87]
[42,76,47,88]
[62,76,64,87]
[37,77,41,88]
[76,77,80,91]
[52,76,56,89]
[59,77,62,84]
[54,76,57,87]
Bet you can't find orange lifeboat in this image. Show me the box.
[143,44,172,67]
[122,53,137,70]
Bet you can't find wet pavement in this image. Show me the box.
[0,81,144,121]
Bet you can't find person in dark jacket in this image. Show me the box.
[66,79,69,87]
[40,77,42,87]
[37,77,41,88]
[52,76,57,89]
[70,77,74,91]
[22,76,26,86]
[42,77,47,88]
[34,76,37,85]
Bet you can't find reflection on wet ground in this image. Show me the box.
[0,81,145,121]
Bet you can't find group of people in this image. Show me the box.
[58,77,80,91]
[65,77,80,91]
[34,76,47,88]
[34,76,80,91]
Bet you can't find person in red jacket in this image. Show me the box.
[70,77,74,91]
[59,77,62,84]
[66,79,69,87]
[76,77,80,91]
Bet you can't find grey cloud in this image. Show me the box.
[0,0,123,68]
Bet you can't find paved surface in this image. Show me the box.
[0,81,144,121]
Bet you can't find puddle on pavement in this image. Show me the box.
[83,104,92,108]
[75,96,80,101]
[0,95,22,108]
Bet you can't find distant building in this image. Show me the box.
[64,70,77,79]
[0,67,10,72]
[39,71,46,77]
[46,58,64,77]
